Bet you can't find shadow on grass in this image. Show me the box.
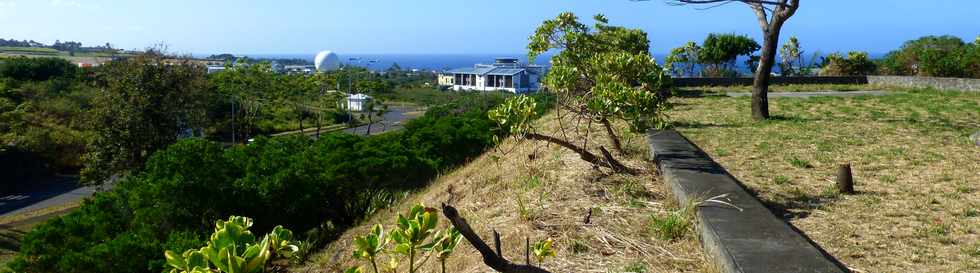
[673,89,728,98]
[764,114,820,123]
[671,121,741,129]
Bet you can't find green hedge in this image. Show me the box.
[878,35,980,78]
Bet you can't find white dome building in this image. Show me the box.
[314,51,340,72]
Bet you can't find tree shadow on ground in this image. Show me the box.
[673,89,727,98]
[764,114,821,123]
[671,121,741,129]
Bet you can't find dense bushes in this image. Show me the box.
[0,57,95,179]
[878,35,980,78]
[0,57,78,82]
[7,94,519,273]
[819,51,876,76]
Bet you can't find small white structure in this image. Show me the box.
[284,65,316,74]
[439,58,544,93]
[347,93,371,112]
[206,66,227,74]
[315,51,340,72]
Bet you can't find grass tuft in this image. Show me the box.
[773,175,791,185]
[787,156,813,169]
[620,261,648,273]
[648,204,693,241]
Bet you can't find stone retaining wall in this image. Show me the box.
[673,76,867,87]
[867,75,980,92]
[674,75,980,92]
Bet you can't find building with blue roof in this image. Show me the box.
[438,58,544,93]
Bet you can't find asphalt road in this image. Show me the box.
[343,106,421,136]
[0,176,94,218]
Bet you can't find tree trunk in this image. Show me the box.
[316,113,321,138]
[599,118,625,155]
[752,30,780,120]
[526,133,604,167]
[299,116,304,134]
[525,133,634,174]
[366,116,373,135]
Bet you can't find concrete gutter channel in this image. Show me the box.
[647,130,849,273]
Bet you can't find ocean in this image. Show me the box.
[234,52,883,75]
[242,53,554,72]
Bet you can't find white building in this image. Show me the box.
[439,58,544,93]
[284,65,316,74]
[206,66,227,74]
[347,93,371,112]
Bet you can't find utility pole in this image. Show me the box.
[231,96,236,144]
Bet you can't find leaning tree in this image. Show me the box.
[661,0,800,120]
[490,13,672,175]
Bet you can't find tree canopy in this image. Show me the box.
[492,12,671,173]
[82,51,210,184]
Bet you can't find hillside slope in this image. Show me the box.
[301,111,710,273]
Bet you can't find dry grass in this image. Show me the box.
[670,87,980,273]
[300,111,710,273]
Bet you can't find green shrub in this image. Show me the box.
[820,51,876,76]
[0,57,77,82]
[9,95,514,273]
[698,33,760,77]
[877,35,980,78]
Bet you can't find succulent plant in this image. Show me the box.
[390,204,439,273]
[164,216,299,273]
[353,224,389,273]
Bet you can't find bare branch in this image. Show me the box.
[441,204,554,273]
[659,0,793,7]
[749,2,771,31]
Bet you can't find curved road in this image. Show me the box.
[0,176,94,219]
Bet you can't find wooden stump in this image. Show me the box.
[837,164,855,194]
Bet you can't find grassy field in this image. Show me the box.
[302,111,711,273]
[670,87,980,272]
[0,46,62,55]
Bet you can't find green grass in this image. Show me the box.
[773,175,791,185]
[620,261,648,273]
[0,46,62,54]
[648,205,693,241]
[669,86,980,272]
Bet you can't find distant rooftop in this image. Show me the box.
[444,57,542,75]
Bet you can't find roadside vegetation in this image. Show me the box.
[670,88,980,272]
[6,92,520,273]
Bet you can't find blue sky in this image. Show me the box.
[1,0,977,55]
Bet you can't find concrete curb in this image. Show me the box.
[647,130,849,273]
